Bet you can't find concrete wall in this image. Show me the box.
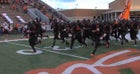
[60,9,107,21]
[68,16,94,21]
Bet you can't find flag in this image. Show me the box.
[118,0,132,20]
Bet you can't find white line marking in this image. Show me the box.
[6,41,89,60]
[16,49,43,55]
[0,36,51,43]
[0,39,28,43]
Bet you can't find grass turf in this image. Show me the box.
[0,33,140,74]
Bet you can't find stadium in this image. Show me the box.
[0,0,140,74]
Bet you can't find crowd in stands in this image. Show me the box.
[0,0,9,4]
[0,0,68,22]
[0,0,31,31]
[10,0,29,12]
[0,0,29,13]
[30,0,67,22]
[0,22,11,35]
[0,21,29,35]
[0,0,65,24]
[0,19,48,35]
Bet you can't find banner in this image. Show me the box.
[119,0,132,20]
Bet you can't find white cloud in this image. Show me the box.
[41,0,115,9]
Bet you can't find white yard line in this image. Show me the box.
[0,37,51,43]
[5,41,89,60]
[0,36,54,43]
[0,38,28,43]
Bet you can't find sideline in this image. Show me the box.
[0,36,54,43]
[5,41,89,60]
[0,38,28,43]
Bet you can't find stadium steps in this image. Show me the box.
[34,0,70,21]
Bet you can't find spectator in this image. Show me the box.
[23,4,28,13]
[11,3,17,10]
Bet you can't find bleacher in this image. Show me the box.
[0,0,68,25]
[0,0,9,4]
[16,16,26,24]
[1,13,13,24]
[31,0,70,22]
[0,0,31,24]
[0,0,71,34]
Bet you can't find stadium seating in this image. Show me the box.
[0,0,31,24]
[36,0,70,21]
[1,13,14,24]
[16,16,26,23]
[0,0,9,4]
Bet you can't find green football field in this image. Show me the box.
[0,33,140,74]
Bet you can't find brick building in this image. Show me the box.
[60,0,140,21]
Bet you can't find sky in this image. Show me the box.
[41,0,115,10]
